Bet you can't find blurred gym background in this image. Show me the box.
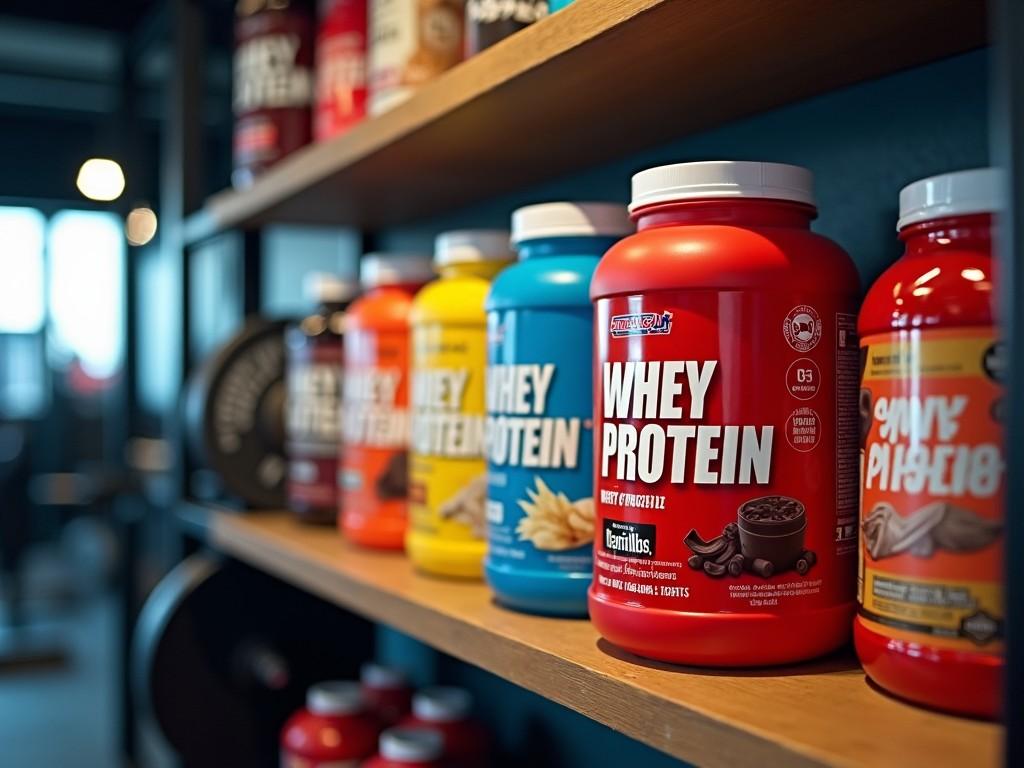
[0,2,358,765]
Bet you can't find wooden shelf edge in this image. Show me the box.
[182,0,987,243]
[185,0,666,243]
[179,504,1002,768]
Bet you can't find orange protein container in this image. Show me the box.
[340,253,434,548]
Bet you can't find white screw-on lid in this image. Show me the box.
[511,202,632,244]
[360,253,434,288]
[304,272,357,303]
[629,161,815,212]
[897,168,1002,230]
[412,687,471,722]
[361,662,408,690]
[379,728,444,762]
[434,229,514,267]
[307,681,365,715]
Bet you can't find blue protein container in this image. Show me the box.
[484,202,632,616]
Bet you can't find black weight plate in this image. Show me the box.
[133,553,373,768]
[184,318,291,508]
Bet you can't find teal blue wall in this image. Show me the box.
[367,49,989,768]
[379,50,989,292]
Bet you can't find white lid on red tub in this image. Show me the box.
[379,727,445,762]
[412,686,471,722]
[629,161,815,211]
[307,681,365,715]
[897,168,1002,230]
[361,662,408,689]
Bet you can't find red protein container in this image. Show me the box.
[233,0,315,187]
[281,681,380,767]
[340,254,434,549]
[399,687,488,768]
[315,0,368,140]
[854,168,1005,719]
[361,662,413,725]
[589,161,861,666]
[363,728,444,768]
[286,273,357,525]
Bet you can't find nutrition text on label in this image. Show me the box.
[600,489,665,509]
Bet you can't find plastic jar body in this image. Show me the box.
[286,301,347,524]
[315,0,369,140]
[340,284,421,549]
[485,236,620,616]
[367,0,464,115]
[397,714,489,768]
[589,197,860,666]
[361,664,413,725]
[407,260,509,578]
[280,704,379,766]
[854,212,1003,718]
[233,0,314,187]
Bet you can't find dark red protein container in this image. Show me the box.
[360,662,413,725]
[233,0,315,187]
[398,688,489,768]
[589,161,860,666]
[281,681,380,767]
[286,274,356,525]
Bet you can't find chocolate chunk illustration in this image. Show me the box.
[376,451,408,500]
[703,561,727,577]
[930,503,1003,552]
[862,501,1002,560]
[684,529,727,557]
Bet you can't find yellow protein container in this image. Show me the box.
[407,230,514,578]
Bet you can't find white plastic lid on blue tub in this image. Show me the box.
[307,681,365,715]
[379,727,445,762]
[897,168,1002,230]
[511,202,632,243]
[629,161,815,212]
[434,229,514,267]
[360,253,434,288]
[412,686,471,722]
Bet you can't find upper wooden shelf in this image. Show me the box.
[184,0,986,243]
[180,504,1001,768]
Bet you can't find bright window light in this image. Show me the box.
[48,210,124,379]
[126,206,158,245]
[76,158,125,202]
[0,206,46,333]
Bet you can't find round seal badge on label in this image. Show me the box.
[783,305,822,352]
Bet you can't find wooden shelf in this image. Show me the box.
[184,0,985,242]
[180,505,1001,768]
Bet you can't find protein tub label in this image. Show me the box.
[287,344,342,509]
[858,328,1005,650]
[592,291,857,613]
[340,328,410,510]
[409,324,488,543]
[486,308,594,573]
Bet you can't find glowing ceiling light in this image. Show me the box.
[126,207,158,246]
[76,158,125,202]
